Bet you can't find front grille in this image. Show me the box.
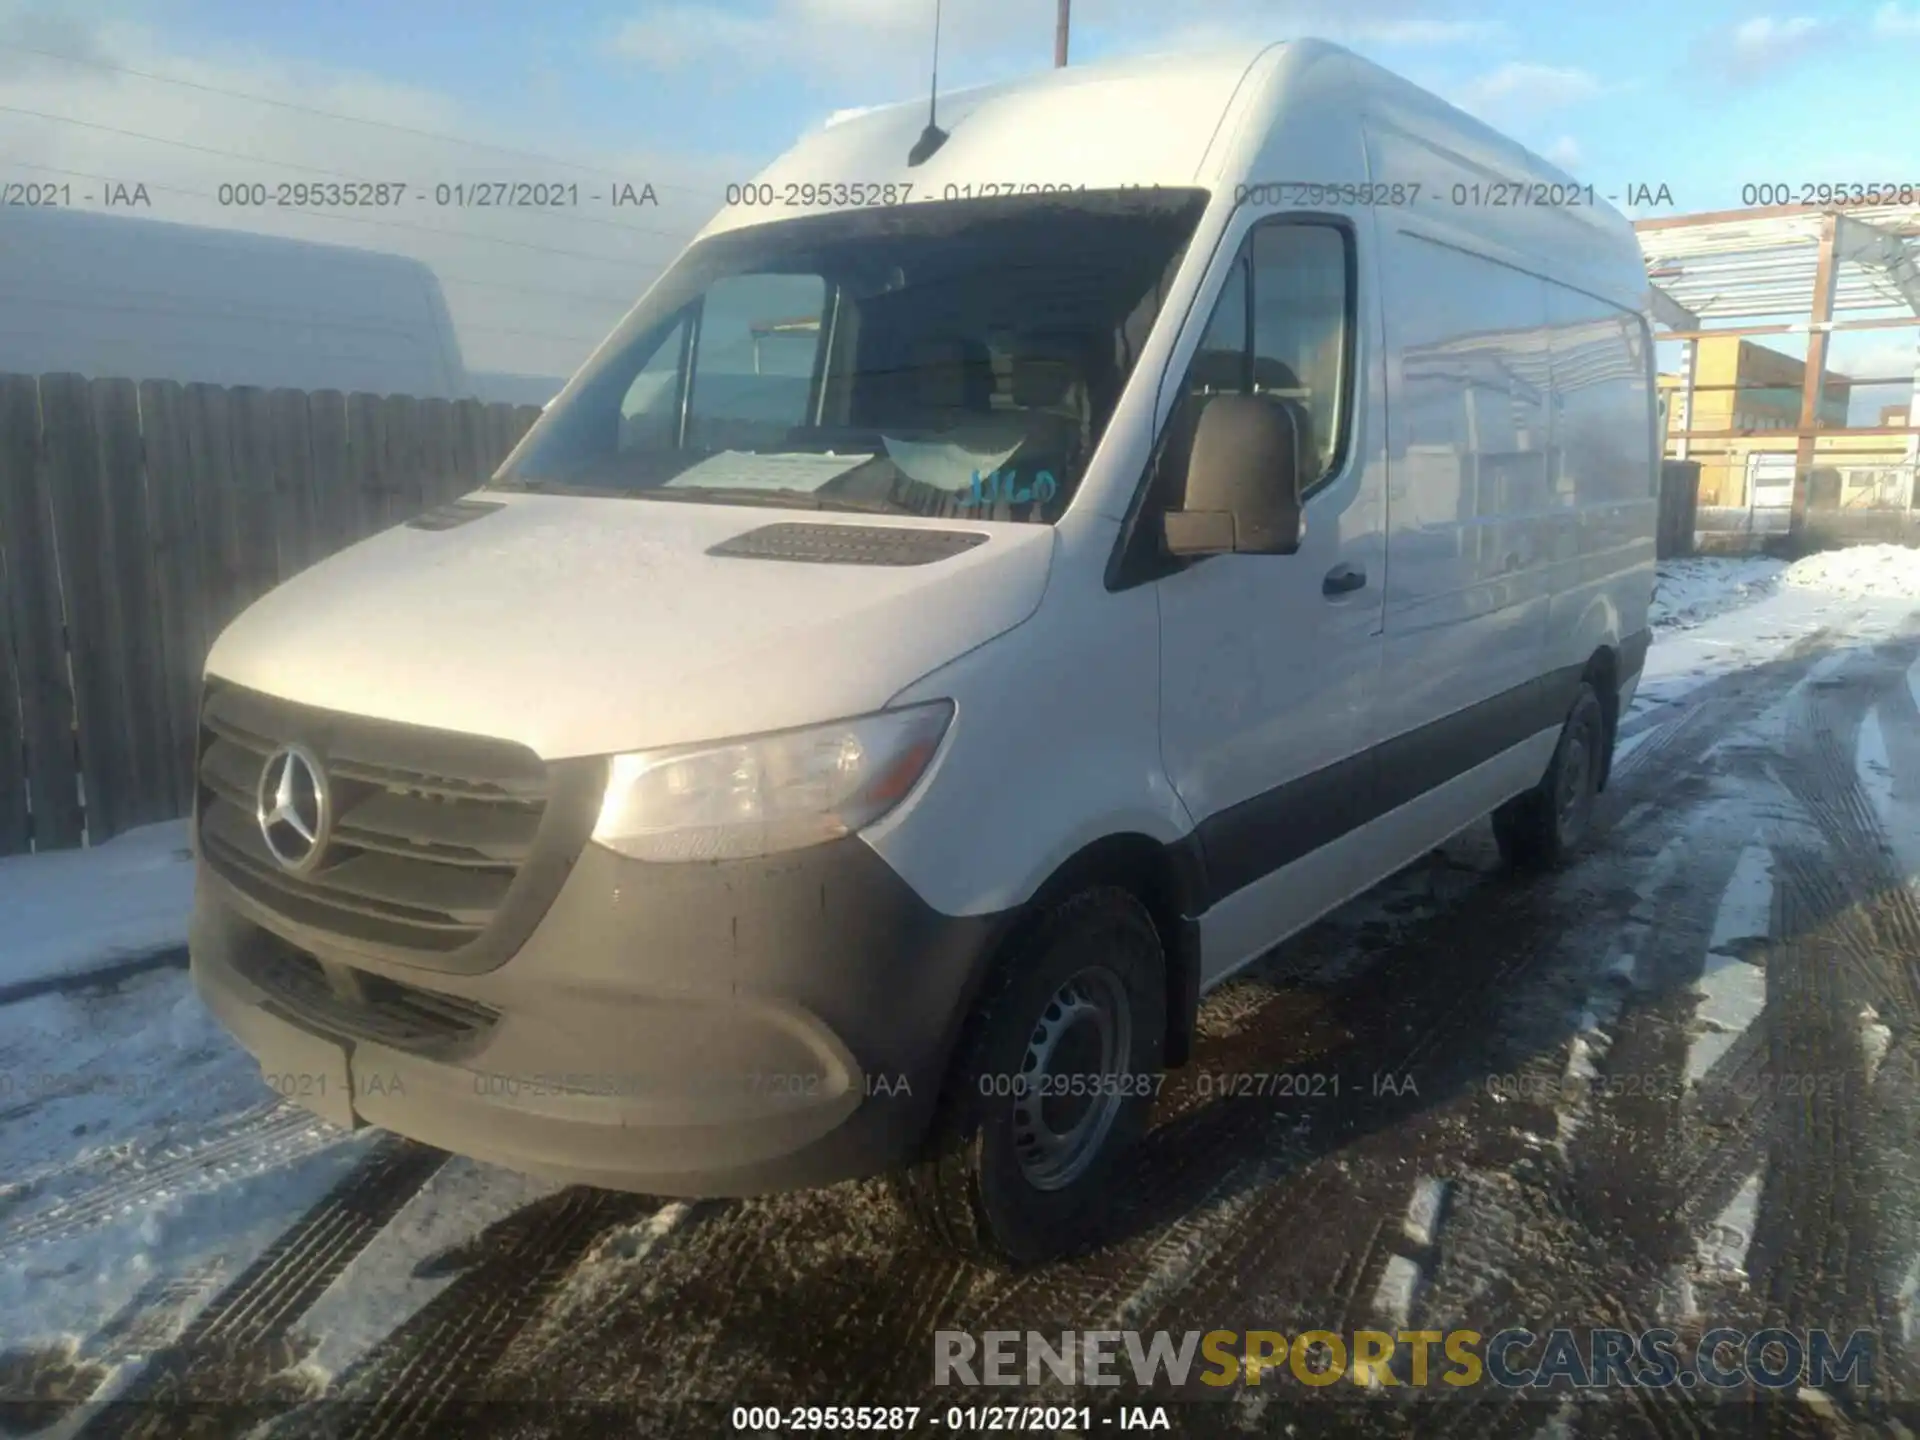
[197,682,553,957]
[238,940,500,1057]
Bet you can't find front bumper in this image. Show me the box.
[191,835,1009,1195]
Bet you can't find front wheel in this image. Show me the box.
[1492,682,1606,870]
[891,886,1166,1266]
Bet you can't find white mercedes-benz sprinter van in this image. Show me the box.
[190,39,1656,1264]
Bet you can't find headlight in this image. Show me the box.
[591,701,955,862]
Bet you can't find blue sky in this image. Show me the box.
[131,0,1920,207]
[4,0,1918,391]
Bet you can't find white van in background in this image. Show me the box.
[188,38,1657,1264]
[0,205,471,398]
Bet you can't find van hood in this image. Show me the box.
[204,494,1054,760]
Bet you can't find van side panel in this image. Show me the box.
[1543,287,1658,686]
[1373,228,1558,762]
[1360,96,1653,800]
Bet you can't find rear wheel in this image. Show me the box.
[892,886,1165,1266]
[1493,682,1606,870]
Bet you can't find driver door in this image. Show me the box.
[1154,216,1387,981]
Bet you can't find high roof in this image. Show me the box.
[698,43,1285,242]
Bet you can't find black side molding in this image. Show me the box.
[1183,662,1588,912]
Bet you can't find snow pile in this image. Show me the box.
[1650,556,1785,632]
[1782,543,1920,600]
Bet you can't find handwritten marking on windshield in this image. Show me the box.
[956,470,1058,509]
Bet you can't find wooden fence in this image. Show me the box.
[0,374,543,856]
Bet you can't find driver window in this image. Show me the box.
[1250,223,1351,487]
[618,318,687,452]
[1156,221,1352,507]
[1151,252,1248,510]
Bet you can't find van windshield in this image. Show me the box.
[492,188,1208,521]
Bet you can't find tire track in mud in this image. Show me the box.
[457,631,1852,1432]
[1419,616,1920,1439]
[1741,626,1920,1414]
[0,1262,235,1437]
[287,1186,660,1440]
[0,1103,343,1256]
[1291,639,1862,1440]
[1056,634,1857,1431]
[1611,627,1839,789]
[1673,1020,1777,1242]
[1562,775,1770,1268]
[1577,632,1920,1435]
[73,1135,449,1440]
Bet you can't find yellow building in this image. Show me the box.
[1660,336,1911,508]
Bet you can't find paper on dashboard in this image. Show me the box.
[880,433,1026,494]
[662,450,875,491]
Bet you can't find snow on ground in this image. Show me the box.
[1698,1173,1763,1279]
[295,1157,565,1386]
[1650,555,1785,633]
[1783,542,1920,600]
[0,965,368,1366]
[0,820,193,992]
[1631,554,1920,735]
[1684,846,1772,1086]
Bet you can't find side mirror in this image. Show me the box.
[1161,393,1304,557]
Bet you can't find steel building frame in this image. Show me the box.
[1639,202,1920,534]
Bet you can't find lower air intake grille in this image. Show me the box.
[238,942,499,1057]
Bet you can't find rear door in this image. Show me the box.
[1154,214,1387,980]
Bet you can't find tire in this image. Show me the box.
[891,886,1166,1267]
[1492,681,1606,871]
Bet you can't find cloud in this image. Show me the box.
[1874,3,1920,35]
[608,0,1505,87]
[1454,62,1604,120]
[1695,15,1838,80]
[611,0,1003,82]
[1350,18,1503,45]
[609,5,782,70]
[1543,134,1583,169]
[1831,339,1920,387]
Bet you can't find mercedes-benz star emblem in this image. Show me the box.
[256,743,332,875]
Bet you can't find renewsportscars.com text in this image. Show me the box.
[934,1327,1875,1391]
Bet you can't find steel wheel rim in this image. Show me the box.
[1011,965,1132,1191]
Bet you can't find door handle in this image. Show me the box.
[1323,562,1367,596]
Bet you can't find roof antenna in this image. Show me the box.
[907,0,949,166]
